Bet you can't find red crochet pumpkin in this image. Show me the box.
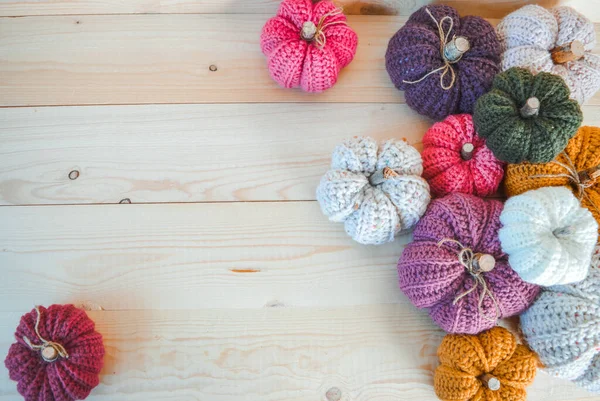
[260,0,358,92]
[4,305,105,401]
[422,114,504,197]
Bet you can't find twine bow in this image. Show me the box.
[22,306,69,362]
[402,8,460,90]
[530,152,600,217]
[301,7,347,49]
[438,239,501,322]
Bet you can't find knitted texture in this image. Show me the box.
[499,187,598,286]
[520,253,600,393]
[474,67,583,163]
[505,126,600,235]
[4,304,104,401]
[397,193,539,334]
[434,327,538,401]
[497,5,600,104]
[422,114,504,197]
[385,5,501,120]
[260,0,358,93]
[316,137,430,245]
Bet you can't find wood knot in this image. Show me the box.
[325,387,342,401]
[68,170,80,180]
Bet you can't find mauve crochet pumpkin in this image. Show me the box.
[260,0,358,93]
[422,114,504,197]
[435,327,538,401]
[4,304,104,401]
[385,5,501,120]
[497,5,600,104]
[505,126,600,234]
[397,193,539,334]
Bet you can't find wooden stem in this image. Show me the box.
[578,165,600,184]
[41,345,59,362]
[520,97,540,118]
[444,36,470,62]
[473,254,495,273]
[300,21,317,41]
[369,167,399,186]
[551,40,585,64]
[480,374,501,391]
[553,226,574,238]
[460,143,474,161]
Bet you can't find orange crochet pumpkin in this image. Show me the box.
[434,327,537,401]
[505,126,600,230]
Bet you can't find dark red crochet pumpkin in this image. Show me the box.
[4,304,104,401]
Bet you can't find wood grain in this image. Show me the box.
[0,307,596,401]
[0,202,409,311]
[0,103,432,205]
[0,307,441,401]
[1,14,599,107]
[3,103,600,205]
[0,0,595,19]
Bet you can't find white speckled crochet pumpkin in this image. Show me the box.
[316,137,430,245]
[520,250,600,393]
[497,5,600,104]
[499,186,598,286]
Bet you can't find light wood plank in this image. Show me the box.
[0,14,395,106]
[0,308,595,400]
[0,202,408,311]
[3,104,600,206]
[0,0,598,20]
[1,14,598,107]
[0,307,446,401]
[0,103,432,205]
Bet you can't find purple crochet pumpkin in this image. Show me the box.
[386,5,501,120]
[397,193,539,334]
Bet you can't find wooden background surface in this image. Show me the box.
[1,1,599,400]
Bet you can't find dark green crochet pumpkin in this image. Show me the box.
[473,68,582,164]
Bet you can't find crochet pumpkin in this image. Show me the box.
[497,5,600,104]
[385,5,501,120]
[499,187,598,286]
[316,137,430,245]
[397,193,539,334]
[434,327,538,401]
[520,252,600,393]
[473,67,583,164]
[422,114,504,198]
[505,126,600,233]
[260,0,358,93]
[4,304,105,401]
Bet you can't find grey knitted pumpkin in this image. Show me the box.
[316,137,430,245]
[520,249,600,393]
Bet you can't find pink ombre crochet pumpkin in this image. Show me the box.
[260,0,358,92]
[422,114,504,197]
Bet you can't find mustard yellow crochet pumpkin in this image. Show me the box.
[434,327,538,401]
